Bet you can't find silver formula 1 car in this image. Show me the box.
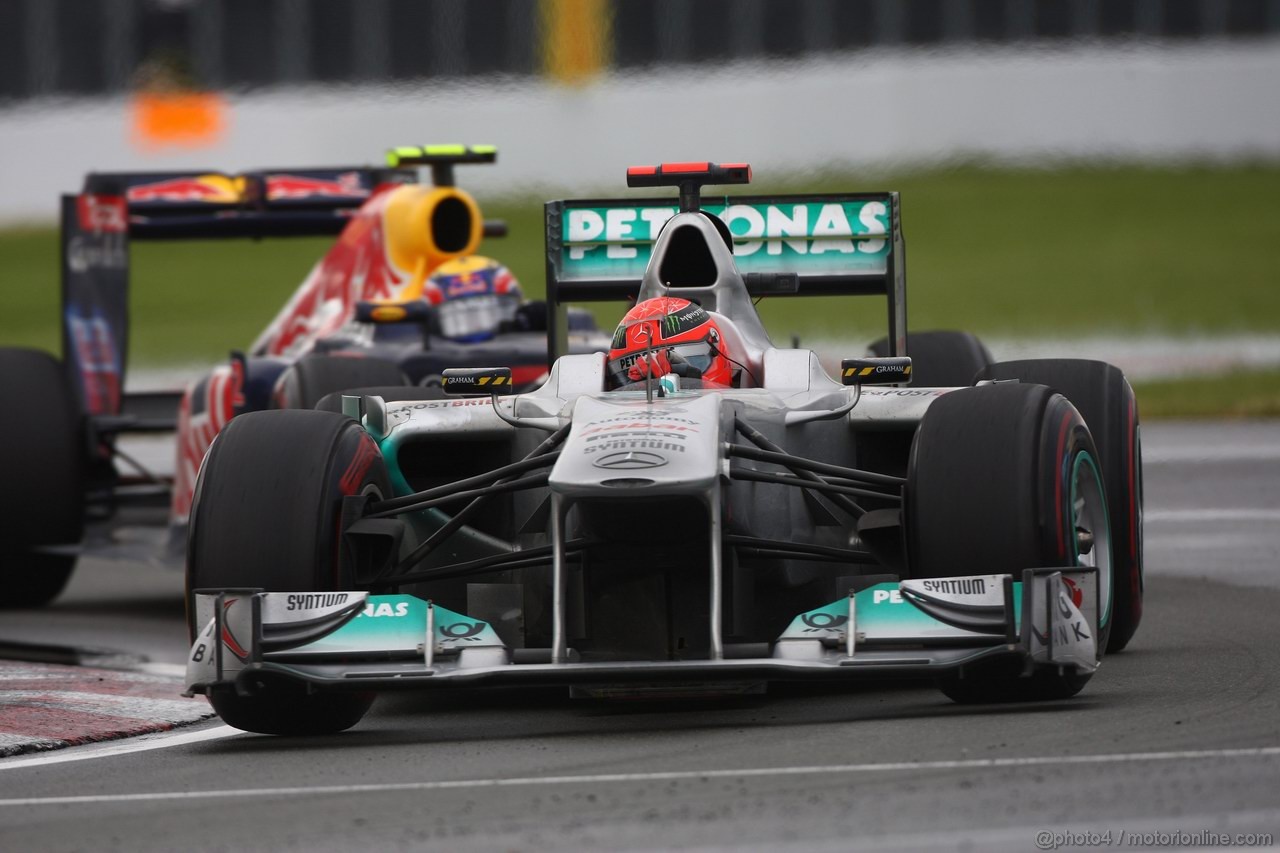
[184,162,1143,735]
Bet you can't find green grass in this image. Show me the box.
[1134,368,1280,419]
[2,163,1279,365]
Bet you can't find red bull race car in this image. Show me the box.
[0,146,607,607]
[182,162,1145,735]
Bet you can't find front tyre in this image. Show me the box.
[187,409,387,734]
[906,383,1112,702]
[976,359,1142,652]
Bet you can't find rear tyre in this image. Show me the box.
[867,330,992,387]
[977,359,1142,652]
[0,348,84,608]
[187,409,388,734]
[272,355,407,410]
[906,383,1111,702]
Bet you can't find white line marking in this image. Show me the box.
[0,725,238,771]
[1146,509,1280,523]
[1,745,1277,806]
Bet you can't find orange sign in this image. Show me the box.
[131,92,228,149]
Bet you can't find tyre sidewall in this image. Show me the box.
[978,359,1141,651]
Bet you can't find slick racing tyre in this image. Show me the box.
[906,382,1112,702]
[187,409,389,734]
[0,348,85,608]
[867,330,993,388]
[977,359,1142,653]
[272,355,408,411]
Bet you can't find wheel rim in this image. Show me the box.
[1070,451,1112,629]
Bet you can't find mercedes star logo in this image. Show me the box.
[592,450,668,470]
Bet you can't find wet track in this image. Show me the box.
[1,420,1278,851]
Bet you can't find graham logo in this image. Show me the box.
[592,450,668,470]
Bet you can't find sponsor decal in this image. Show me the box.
[1031,617,1092,648]
[920,578,986,596]
[800,612,848,632]
[66,311,122,416]
[127,174,243,204]
[582,422,698,436]
[360,601,411,618]
[662,304,709,339]
[220,600,250,660]
[582,437,686,455]
[586,413,698,426]
[66,236,127,273]
[440,622,486,640]
[286,593,351,611]
[171,364,242,521]
[257,189,406,357]
[265,171,366,201]
[592,450,668,470]
[859,389,948,397]
[76,195,127,233]
[872,589,905,604]
[1062,576,1084,609]
[562,200,890,277]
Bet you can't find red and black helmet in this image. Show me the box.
[607,296,734,388]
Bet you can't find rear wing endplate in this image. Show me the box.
[543,193,906,364]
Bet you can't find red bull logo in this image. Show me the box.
[127,174,243,204]
[266,172,367,201]
[443,270,493,298]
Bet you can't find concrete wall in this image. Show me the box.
[1,39,1277,223]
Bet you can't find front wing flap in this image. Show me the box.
[185,568,1098,696]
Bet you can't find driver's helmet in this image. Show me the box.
[423,256,523,342]
[607,296,734,388]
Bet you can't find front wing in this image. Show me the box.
[185,570,1099,696]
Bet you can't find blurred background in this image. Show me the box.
[2,0,1278,414]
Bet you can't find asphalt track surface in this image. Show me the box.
[0,420,1277,852]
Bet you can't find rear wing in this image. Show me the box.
[543,192,906,363]
[61,165,417,420]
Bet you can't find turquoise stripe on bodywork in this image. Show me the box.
[779,583,1024,644]
[298,595,501,656]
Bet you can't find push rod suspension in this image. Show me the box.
[382,424,571,577]
[733,416,866,519]
[730,469,900,503]
[726,443,904,488]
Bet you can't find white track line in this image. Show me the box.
[1145,509,1280,523]
[1,745,1278,807]
[0,725,238,771]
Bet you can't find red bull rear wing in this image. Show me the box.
[82,166,416,240]
[62,148,503,417]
